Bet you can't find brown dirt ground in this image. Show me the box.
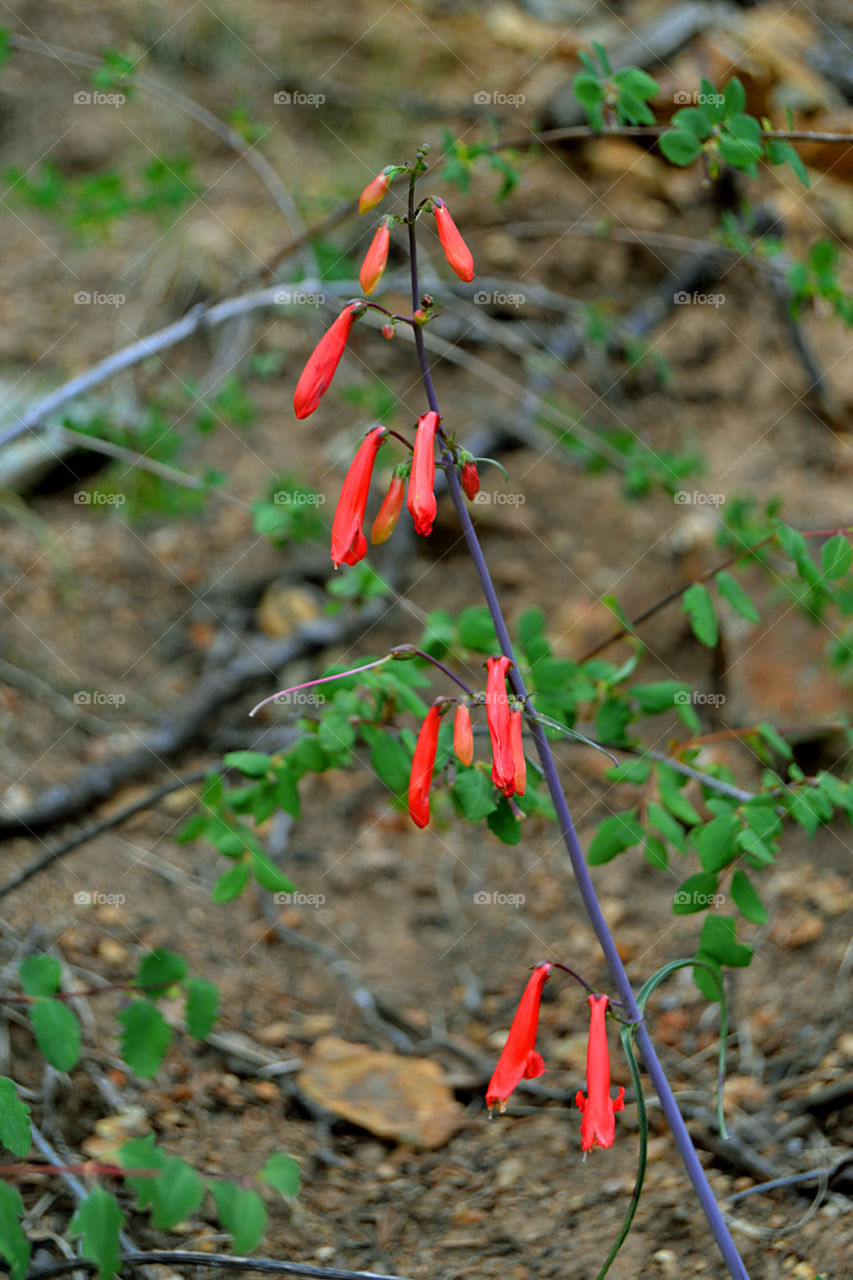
[1,2,853,1278]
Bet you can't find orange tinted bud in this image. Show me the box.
[409,702,442,828]
[485,656,515,795]
[359,221,391,296]
[358,168,392,215]
[412,308,428,325]
[381,324,395,340]
[432,197,474,282]
[407,411,439,537]
[293,303,361,419]
[453,703,474,767]
[461,458,479,500]
[370,470,406,545]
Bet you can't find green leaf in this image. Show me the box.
[788,787,832,836]
[210,1182,266,1253]
[28,998,81,1071]
[658,765,702,825]
[691,813,740,874]
[205,817,246,858]
[612,67,658,100]
[595,697,633,744]
[821,534,852,579]
[487,796,522,844]
[369,733,411,794]
[0,1079,31,1157]
[715,570,760,623]
[452,768,498,821]
[573,73,604,112]
[700,915,753,968]
[137,948,187,992]
[671,107,712,139]
[646,801,686,853]
[148,1157,203,1230]
[730,870,767,925]
[529,657,575,693]
[682,582,718,647]
[718,136,759,172]
[693,950,724,1003]
[644,834,668,869]
[272,763,301,817]
[517,607,546,652]
[19,954,61,996]
[260,1152,301,1198]
[212,861,251,902]
[185,978,219,1038]
[672,872,719,914]
[176,812,206,843]
[118,1135,166,1210]
[725,113,762,147]
[251,850,295,894]
[757,720,792,760]
[604,758,650,784]
[69,1186,124,1280]
[588,810,645,865]
[288,735,327,776]
[223,750,272,778]
[118,1001,171,1077]
[721,77,746,117]
[456,606,498,653]
[631,680,691,714]
[0,1181,30,1280]
[659,130,703,166]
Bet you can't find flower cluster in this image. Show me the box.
[404,656,527,829]
[486,968,624,1152]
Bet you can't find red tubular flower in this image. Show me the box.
[408,701,442,828]
[293,303,361,420]
[486,963,552,1113]
[330,426,387,569]
[370,467,406,545]
[575,994,625,1152]
[453,703,473,767]
[359,168,392,215]
[509,708,526,796]
[407,411,439,537]
[359,220,391,296]
[461,457,479,500]
[485,656,515,795]
[432,197,474,282]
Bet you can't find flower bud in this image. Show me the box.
[371,468,406,545]
[359,167,393,215]
[359,220,391,296]
[432,197,474,282]
[453,703,474,767]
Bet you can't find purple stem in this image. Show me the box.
[405,169,750,1280]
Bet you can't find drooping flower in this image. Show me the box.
[453,702,473,767]
[575,994,625,1152]
[486,963,552,1113]
[407,411,439,537]
[485,656,515,795]
[460,454,479,500]
[359,167,393,215]
[330,426,387,568]
[370,466,407,545]
[360,220,391,296]
[431,197,474,282]
[509,707,526,797]
[293,302,361,419]
[408,701,443,828]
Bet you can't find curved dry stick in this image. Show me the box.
[26,1251,414,1280]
